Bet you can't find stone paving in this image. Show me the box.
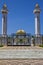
[0,59,43,65]
[0,46,43,65]
[0,46,43,59]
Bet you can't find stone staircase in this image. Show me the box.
[0,46,43,59]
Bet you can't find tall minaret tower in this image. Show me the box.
[1,4,8,37]
[33,4,41,37]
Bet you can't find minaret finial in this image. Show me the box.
[33,3,41,13]
[1,3,8,14]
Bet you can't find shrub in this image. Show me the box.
[0,45,3,47]
[39,45,43,47]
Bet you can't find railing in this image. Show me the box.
[0,34,31,46]
[0,34,43,46]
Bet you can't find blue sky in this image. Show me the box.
[0,0,43,35]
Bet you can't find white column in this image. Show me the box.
[2,14,7,36]
[35,13,40,37]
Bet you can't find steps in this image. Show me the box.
[0,46,43,59]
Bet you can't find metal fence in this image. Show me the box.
[0,34,43,46]
[0,34,31,46]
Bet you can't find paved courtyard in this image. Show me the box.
[0,46,43,59]
[0,59,43,65]
[0,46,43,65]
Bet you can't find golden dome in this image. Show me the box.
[16,30,26,34]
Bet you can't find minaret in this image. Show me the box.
[1,4,8,37]
[33,4,41,37]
